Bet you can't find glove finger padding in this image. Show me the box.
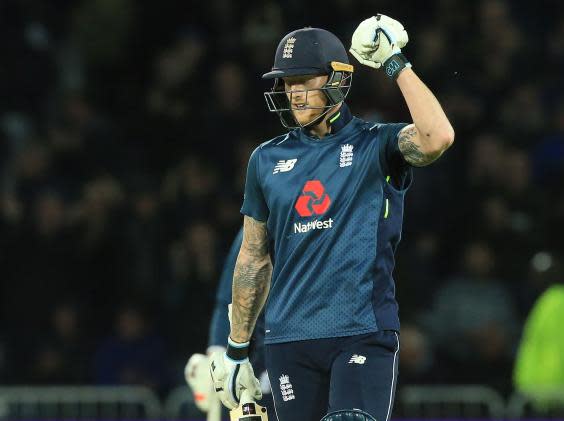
[351,16,380,50]
[237,363,263,401]
[209,352,262,410]
[349,48,381,69]
[185,353,215,412]
[384,18,408,48]
[209,352,236,409]
[350,14,409,68]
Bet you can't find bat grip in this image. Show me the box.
[239,389,255,406]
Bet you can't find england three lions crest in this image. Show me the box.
[283,37,297,59]
[340,144,353,167]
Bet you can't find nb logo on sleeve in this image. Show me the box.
[273,159,298,174]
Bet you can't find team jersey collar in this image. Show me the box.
[326,102,352,134]
[299,116,359,146]
[303,103,353,140]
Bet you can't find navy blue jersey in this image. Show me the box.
[241,111,412,344]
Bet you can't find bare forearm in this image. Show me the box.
[397,68,454,154]
[229,216,272,343]
[230,253,272,343]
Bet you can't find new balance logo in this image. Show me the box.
[273,159,297,174]
[348,354,366,365]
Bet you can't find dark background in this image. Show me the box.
[0,0,563,399]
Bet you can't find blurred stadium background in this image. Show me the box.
[0,0,563,419]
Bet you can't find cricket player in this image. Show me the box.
[210,14,454,421]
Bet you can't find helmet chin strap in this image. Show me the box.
[301,103,340,130]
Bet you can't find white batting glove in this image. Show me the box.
[185,353,216,412]
[209,350,262,410]
[350,14,409,69]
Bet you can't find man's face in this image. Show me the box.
[283,74,329,126]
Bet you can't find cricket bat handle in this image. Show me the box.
[230,390,268,421]
[240,390,255,405]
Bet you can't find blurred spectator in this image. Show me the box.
[500,84,546,140]
[397,324,437,385]
[70,0,134,90]
[0,193,23,231]
[477,0,523,93]
[0,331,7,381]
[147,29,207,124]
[48,94,117,182]
[28,302,88,384]
[423,241,518,392]
[395,231,444,317]
[11,142,53,203]
[124,183,165,300]
[463,141,540,279]
[531,101,564,189]
[241,1,283,70]
[467,133,505,191]
[70,176,127,329]
[94,304,168,392]
[413,25,448,79]
[169,221,219,286]
[161,220,219,360]
[547,16,564,71]
[0,0,57,115]
[2,191,79,344]
[204,60,255,146]
[161,156,220,227]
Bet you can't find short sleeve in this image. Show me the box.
[377,123,412,190]
[240,147,269,221]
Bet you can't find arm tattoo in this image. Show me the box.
[230,216,272,343]
[398,126,427,166]
[241,216,269,258]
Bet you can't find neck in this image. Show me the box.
[308,103,342,138]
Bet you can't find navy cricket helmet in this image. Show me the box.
[320,409,377,421]
[263,27,354,129]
